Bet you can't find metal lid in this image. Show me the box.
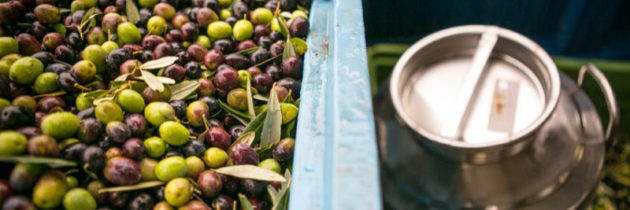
[390,25,560,148]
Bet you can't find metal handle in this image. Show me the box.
[576,63,620,142]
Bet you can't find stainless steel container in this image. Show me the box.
[377,25,620,209]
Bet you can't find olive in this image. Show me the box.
[280,103,298,123]
[36,96,65,113]
[0,131,27,155]
[66,32,84,49]
[183,200,211,210]
[213,68,239,91]
[182,62,201,79]
[166,29,184,43]
[225,53,251,69]
[211,195,233,210]
[273,137,295,162]
[240,179,267,198]
[41,32,64,51]
[119,59,140,74]
[226,88,247,111]
[43,63,67,75]
[58,72,78,92]
[83,44,108,73]
[236,40,256,52]
[55,45,77,63]
[9,163,45,193]
[200,96,221,115]
[143,136,166,158]
[105,147,122,159]
[69,60,97,83]
[123,138,145,160]
[102,13,122,33]
[202,49,223,71]
[32,170,68,209]
[86,27,107,45]
[231,1,249,19]
[2,196,37,210]
[153,42,174,59]
[87,180,107,204]
[185,156,204,179]
[148,16,168,36]
[82,146,106,171]
[212,39,233,54]
[233,19,253,41]
[63,188,97,210]
[181,140,205,158]
[9,57,43,84]
[192,78,214,97]
[144,101,176,126]
[162,64,186,82]
[108,191,129,208]
[258,36,274,49]
[207,21,232,40]
[64,175,78,189]
[259,158,281,173]
[27,135,59,157]
[34,4,60,24]
[102,41,120,53]
[94,101,125,125]
[77,118,103,143]
[186,101,209,127]
[228,125,245,140]
[40,112,80,139]
[270,31,284,42]
[138,50,154,62]
[277,77,301,98]
[115,89,145,113]
[106,121,132,143]
[229,143,259,165]
[289,16,309,38]
[77,107,95,120]
[253,25,271,42]
[185,44,207,62]
[195,35,212,48]
[180,22,198,41]
[251,8,273,25]
[196,170,222,198]
[61,142,87,162]
[252,73,273,94]
[163,150,182,159]
[128,193,155,210]
[117,22,142,44]
[155,156,188,181]
[196,7,218,27]
[159,121,190,146]
[32,72,58,94]
[153,3,175,20]
[105,48,133,72]
[164,178,192,207]
[138,0,158,8]
[137,7,152,25]
[172,13,190,29]
[139,158,158,181]
[153,201,173,210]
[16,126,42,139]
[125,113,148,137]
[165,100,185,120]
[11,96,35,112]
[104,156,142,185]
[281,55,303,79]
[219,8,231,20]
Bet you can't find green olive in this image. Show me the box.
[80,0,97,8]
[0,98,10,112]
[237,70,251,87]
[291,10,309,19]
[233,20,253,41]
[70,60,97,83]
[185,156,205,179]
[0,60,10,77]
[116,89,145,113]
[63,188,96,210]
[280,103,299,124]
[220,9,232,20]
[143,136,167,158]
[159,121,190,146]
[53,24,67,36]
[144,102,176,126]
[12,95,36,111]
[155,156,188,182]
[207,21,232,40]
[138,0,158,8]
[75,93,94,111]
[95,100,124,124]
[140,158,159,181]
[33,170,68,209]
[218,0,232,7]
[9,57,43,84]
[195,35,211,48]
[82,45,107,73]
[33,72,59,94]
[41,112,80,140]
[227,88,248,111]
[101,41,119,54]
[203,147,228,168]
[65,176,78,189]
[252,8,273,25]
[186,101,209,127]
[164,177,191,207]
[259,158,281,174]
[147,16,168,36]
[0,131,27,156]
[0,37,19,58]
[117,22,142,45]
[154,201,174,210]
[70,1,84,13]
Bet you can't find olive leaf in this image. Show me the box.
[126,0,141,24]
[229,131,256,152]
[268,170,292,210]
[239,194,254,210]
[282,38,297,60]
[260,85,282,147]
[139,56,179,70]
[253,94,269,102]
[282,119,296,138]
[93,96,115,105]
[218,100,251,120]
[114,73,130,81]
[246,78,256,120]
[83,89,109,99]
[255,144,274,160]
[215,165,286,182]
[140,70,165,92]
[170,80,200,101]
[237,46,262,55]
[98,181,164,194]
[156,76,176,85]
[80,7,97,26]
[276,15,290,39]
[0,156,77,168]
[228,113,249,126]
[244,111,267,134]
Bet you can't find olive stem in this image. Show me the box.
[202,114,211,130]
[33,90,67,99]
[252,54,282,68]
[74,83,92,91]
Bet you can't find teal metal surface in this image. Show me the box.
[289,0,382,209]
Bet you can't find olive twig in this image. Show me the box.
[33,90,67,99]
[252,54,282,68]
[74,83,92,91]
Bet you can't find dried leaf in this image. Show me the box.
[246,78,256,120]
[237,46,262,55]
[253,94,269,102]
[140,56,178,70]
[140,70,165,92]
[170,80,200,101]
[156,76,176,85]
[126,0,141,24]
[239,194,254,210]
[98,181,164,194]
[0,156,77,168]
[215,165,286,182]
[260,85,282,147]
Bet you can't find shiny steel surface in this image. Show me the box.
[377,74,606,209]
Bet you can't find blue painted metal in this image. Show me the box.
[289,0,382,209]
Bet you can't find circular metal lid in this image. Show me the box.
[390,25,560,148]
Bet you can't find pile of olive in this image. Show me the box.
[0,0,309,209]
